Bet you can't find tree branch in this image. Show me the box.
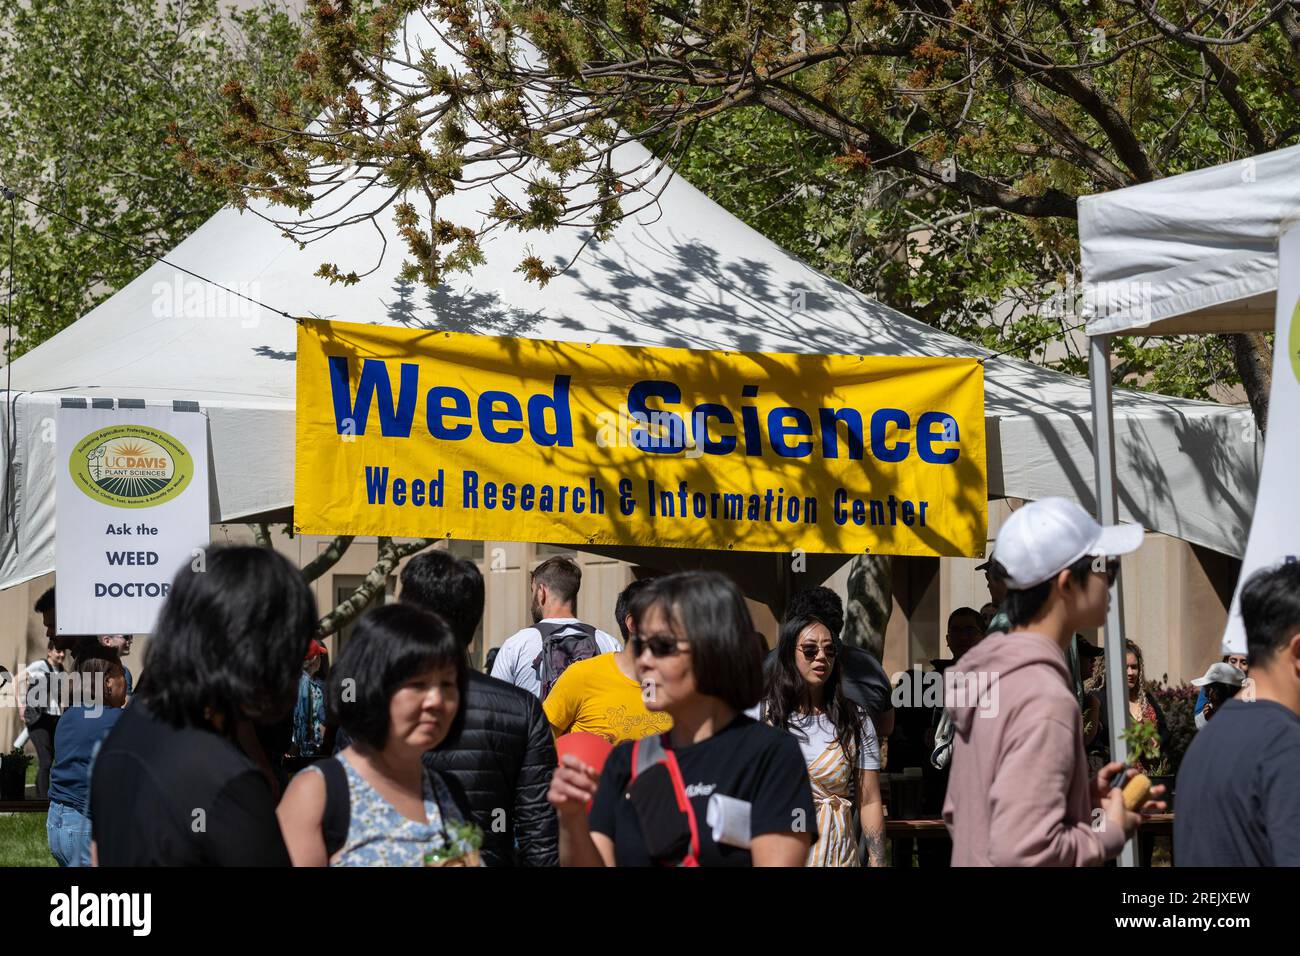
[301,534,355,584]
[316,536,435,636]
[756,85,1078,218]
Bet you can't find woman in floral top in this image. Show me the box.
[1124,639,1170,773]
[278,605,480,866]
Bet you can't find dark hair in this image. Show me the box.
[328,603,468,750]
[139,547,317,731]
[35,586,55,615]
[614,577,654,641]
[763,610,863,762]
[629,571,763,711]
[1205,682,1240,708]
[68,645,124,708]
[947,606,984,630]
[400,549,484,646]
[786,587,844,638]
[74,643,123,677]
[1240,562,1300,663]
[532,555,581,607]
[993,556,1093,628]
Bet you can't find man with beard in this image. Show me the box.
[491,556,622,699]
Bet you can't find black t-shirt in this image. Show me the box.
[1174,699,1300,867]
[90,702,290,866]
[840,646,894,717]
[588,715,817,866]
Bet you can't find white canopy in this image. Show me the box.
[1079,144,1300,336]
[0,21,1263,591]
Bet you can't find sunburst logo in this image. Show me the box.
[112,440,150,458]
[70,425,194,509]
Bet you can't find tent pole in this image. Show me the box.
[1090,332,1136,868]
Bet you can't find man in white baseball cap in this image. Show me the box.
[986,496,1145,591]
[1190,662,1246,729]
[944,497,1162,866]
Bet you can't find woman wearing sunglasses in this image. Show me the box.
[547,571,816,866]
[760,608,885,866]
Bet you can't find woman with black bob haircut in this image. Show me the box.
[89,547,317,866]
[760,607,885,867]
[548,570,817,867]
[278,604,479,866]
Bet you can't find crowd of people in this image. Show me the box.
[12,497,1299,867]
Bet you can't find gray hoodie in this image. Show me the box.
[941,630,1126,866]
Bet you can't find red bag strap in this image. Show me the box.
[631,733,702,867]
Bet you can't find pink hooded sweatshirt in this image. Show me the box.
[941,630,1126,866]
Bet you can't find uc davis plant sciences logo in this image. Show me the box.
[70,425,194,508]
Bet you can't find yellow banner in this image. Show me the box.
[295,320,987,556]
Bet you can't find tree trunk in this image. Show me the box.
[1224,331,1272,435]
[302,535,355,583]
[315,537,434,636]
[843,554,892,661]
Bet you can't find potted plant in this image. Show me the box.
[0,748,33,801]
[1121,720,1174,812]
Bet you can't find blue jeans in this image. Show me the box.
[47,801,92,867]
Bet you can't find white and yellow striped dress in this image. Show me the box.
[755,707,878,867]
[805,739,859,867]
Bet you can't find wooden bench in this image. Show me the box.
[0,799,50,813]
[886,813,1173,836]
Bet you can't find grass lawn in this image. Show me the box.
[0,813,54,867]
[0,759,53,867]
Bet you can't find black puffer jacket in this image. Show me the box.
[423,670,558,867]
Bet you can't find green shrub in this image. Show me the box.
[1147,678,1198,776]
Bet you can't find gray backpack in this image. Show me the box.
[22,661,53,726]
[531,621,599,698]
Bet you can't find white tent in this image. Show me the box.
[0,20,1262,594]
[1078,145,1300,649]
[1079,144,1300,337]
[1078,145,1299,866]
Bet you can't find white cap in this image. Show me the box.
[990,498,1145,589]
[1191,662,1245,687]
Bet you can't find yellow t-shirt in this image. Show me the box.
[543,652,673,744]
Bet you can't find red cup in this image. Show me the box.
[555,732,613,777]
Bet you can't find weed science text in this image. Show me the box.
[328,358,964,464]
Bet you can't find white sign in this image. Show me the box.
[1223,222,1300,654]
[55,406,210,634]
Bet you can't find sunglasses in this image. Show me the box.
[799,642,839,662]
[631,634,687,658]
